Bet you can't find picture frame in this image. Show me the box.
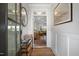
[54,3,72,25]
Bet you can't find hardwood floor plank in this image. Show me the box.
[30,47,55,56]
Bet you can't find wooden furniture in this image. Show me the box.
[34,32,40,40]
[34,31,46,40]
[20,34,33,56]
[21,39,33,56]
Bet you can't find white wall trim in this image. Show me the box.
[51,48,58,56]
[67,37,69,56]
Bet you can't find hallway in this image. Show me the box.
[0,3,79,56]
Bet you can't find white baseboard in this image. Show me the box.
[51,48,58,56]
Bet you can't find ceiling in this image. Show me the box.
[28,3,56,9]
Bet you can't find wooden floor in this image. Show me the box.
[31,47,55,56]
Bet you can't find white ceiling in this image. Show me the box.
[28,3,53,7]
[28,3,57,9]
[21,3,57,10]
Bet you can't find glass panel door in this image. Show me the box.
[16,4,20,23]
[8,20,16,56]
[16,24,20,52]
[16,3,21,53]
[8,3,16,21]
[8,3,21,55]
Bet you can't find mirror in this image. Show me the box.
[21,7,28,27]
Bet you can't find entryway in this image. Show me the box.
[33,16,47,47]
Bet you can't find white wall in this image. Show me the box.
[21,4,33,40]
[47,6,54,47]
[52,3,79,56]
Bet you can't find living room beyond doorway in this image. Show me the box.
[33,16,47,47]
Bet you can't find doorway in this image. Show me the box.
[33,16,47,47]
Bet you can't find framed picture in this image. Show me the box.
[54,3,72,25]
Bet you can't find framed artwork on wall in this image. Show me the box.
[54,3,72,25]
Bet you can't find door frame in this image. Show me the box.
[32,15,47,48]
